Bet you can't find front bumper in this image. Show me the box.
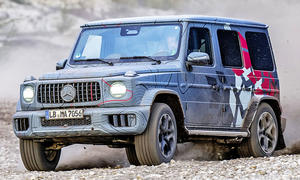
[13,106,150,139]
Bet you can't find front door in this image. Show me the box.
[183,23,223,128]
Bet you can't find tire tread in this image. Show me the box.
[238,103,278,158]
[135,103,177,165]
[125,146,140,165]
[19,139,60,171]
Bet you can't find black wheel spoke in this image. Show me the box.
[161,139,167,153]
[257,112,277,154]
[158,113,176,158]
[164,133,174,142]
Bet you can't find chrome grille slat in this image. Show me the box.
[72,83,75,102]
[39,85,43,103]
[86,82,88,102]
[81,83,84,102]
[48,84,51,103]
[52,84,55,103]
[37,82,101,104]
[43,85,47,103]
[57,84,60,103]
[76,83,79,103]
[94,82,97,100]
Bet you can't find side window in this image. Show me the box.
[246,32,274,71]
[188,28,213,65]
[217,30,243,67]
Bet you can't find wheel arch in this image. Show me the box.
[140,89,186,142]
[244,95,285,150]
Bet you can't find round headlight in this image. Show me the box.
[110,82,127,98]
[23,86,34,103]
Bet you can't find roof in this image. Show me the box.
[83,15,267,28]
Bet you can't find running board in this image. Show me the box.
[185,127,249,137]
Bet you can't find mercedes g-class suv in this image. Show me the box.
[13,15,286,171]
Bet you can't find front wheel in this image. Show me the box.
[125,145,140,165]
[20,139,61,171]
[135,103,177,165]
[239,103,278,157]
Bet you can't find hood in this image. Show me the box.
[39,63,181,80]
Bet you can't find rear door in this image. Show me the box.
[213,24,254,128]
[211,24,247,128]
[213,24,279,129]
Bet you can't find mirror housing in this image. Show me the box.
[56,59,67,70]
[187,52,210,65]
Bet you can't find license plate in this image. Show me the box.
[45,109,84,120]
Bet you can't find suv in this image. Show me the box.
[13,15,286,171]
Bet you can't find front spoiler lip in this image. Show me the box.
[13,106,151,139]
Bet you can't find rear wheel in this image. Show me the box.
[239,103,278,157]
[134,103,177,165]
[20,139,61,171]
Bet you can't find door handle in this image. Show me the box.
[223,86,231,91]
[220,76,226,84]
[212,85,220,91]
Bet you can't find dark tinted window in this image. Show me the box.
[217,30,242,67]
[246,32,274,71]
[188,28,213,65]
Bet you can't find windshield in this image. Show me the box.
[70,24,182,65]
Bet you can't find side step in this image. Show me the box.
[185,127,249,137]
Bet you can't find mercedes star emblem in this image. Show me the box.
[60,84,76,102]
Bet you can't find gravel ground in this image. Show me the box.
[1,0,300,179]
[1,102,300,180]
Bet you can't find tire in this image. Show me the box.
[238,103,278,157]
[135,103,177,165]
[125,146,140,165]
[20,139,61,171]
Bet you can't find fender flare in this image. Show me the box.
[242,95,285,150]
[139,88,185,117]
[242,95,281,129]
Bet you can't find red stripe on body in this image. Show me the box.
[98,79,133,107]
[232,69,244,76]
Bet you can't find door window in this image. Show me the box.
[217,30,243,67]
[246,32,274,71]
[188,28,213,65]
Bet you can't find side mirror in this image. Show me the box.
[187,52,210,65]
[56,59,67,70]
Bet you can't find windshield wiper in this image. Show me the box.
[119,56,161,65]
[75,58,113,66]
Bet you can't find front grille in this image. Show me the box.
[37,82,101,104]
[14,118,29,131]
[41,116,91,127]
[108,114,136,127]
